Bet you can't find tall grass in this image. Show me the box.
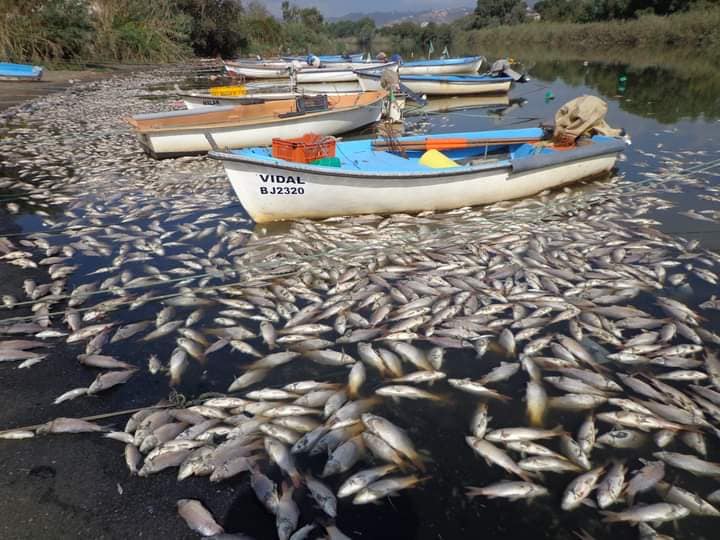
[454,7,720,56]
[0,0,191,64]
[89,1,191,63]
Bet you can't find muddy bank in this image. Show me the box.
[0,70,117,112]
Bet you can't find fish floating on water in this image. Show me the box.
[0,67,720,539]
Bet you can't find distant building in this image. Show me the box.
[526,7,541,21]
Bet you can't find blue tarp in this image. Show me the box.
[0,62,43,79]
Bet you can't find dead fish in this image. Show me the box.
[78,354,134,370]
[87,369,136,394]
[176,499,224,537]
[37,418,107,434]
[466,481,549,501]
[601,503,689,524]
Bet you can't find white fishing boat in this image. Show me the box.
[399,56,484,76]
[294,62,394,83]
[224,61,291,79]
[210,127,627,223]
[224,60,391,81]
[356,71,513,95]
[127,92,386,158]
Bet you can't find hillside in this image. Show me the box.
[332,7,473,27]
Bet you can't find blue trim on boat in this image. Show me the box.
[356,71,512,84]
[282,54,365,63]
[401,56,482,67]
[211,128,626,180]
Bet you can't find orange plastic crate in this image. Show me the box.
[272,134,336,163]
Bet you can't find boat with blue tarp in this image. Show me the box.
[0,62,44,81]
[210,125,627,223]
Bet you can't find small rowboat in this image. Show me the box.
[224,60,390,81]
[210,127,627,223]
[0,62,43,81]
[399,56,483,76]
[282,53,366,63]
[356,71,513,95]
[128,91,386,158]
[294,62,394,83]
[224,61,291,79]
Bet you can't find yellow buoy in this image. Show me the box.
[419,149,459,169]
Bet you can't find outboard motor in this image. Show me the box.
[490,59,526,82]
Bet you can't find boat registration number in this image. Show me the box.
[260,186,305,195]
[202,99,220,105]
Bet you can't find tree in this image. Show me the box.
[473,0,528,27]
[39,0,93,59]
[178,0,247,57]
[243,1,283,52]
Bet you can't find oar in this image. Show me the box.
[372,134,546,152]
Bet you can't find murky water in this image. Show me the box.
[0,54,719,540]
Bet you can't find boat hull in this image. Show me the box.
[138,101,383,158]
[399,58,483,76]
[295,70,358,83]
[219,152,619,223]
[225,64,289,79]
[357,73,511,95]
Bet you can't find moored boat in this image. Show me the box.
[0,62,44,81]
[210,127,627,223]
[128,91,386,158]
[224,61,291,79]
[356,71,513,95]
[282,53,366,63]
[398,56,483,76]
[224,60,391,81]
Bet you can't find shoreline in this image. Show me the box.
[0,70,115,113]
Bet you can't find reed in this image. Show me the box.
[0,0,191,64]
[454,7,720,56]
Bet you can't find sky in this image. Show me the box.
[261,0,476,18]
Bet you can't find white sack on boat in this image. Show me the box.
[554,95,623,143]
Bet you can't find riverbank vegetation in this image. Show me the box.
[459,3,720,56]
[1,0,719,65]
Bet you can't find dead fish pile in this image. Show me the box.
[0,68,720,539]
